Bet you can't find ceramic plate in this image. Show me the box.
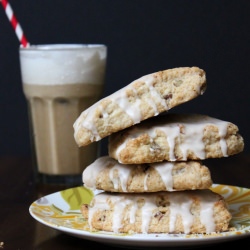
[29,184,250,248]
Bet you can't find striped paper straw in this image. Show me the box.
[1,0,30,47]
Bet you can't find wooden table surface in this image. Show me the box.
[0,153,249,249]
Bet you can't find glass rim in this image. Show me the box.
[19,44,107,51]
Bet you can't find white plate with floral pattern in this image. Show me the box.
[29,184,250,248]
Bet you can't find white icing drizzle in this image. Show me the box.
[112,197,133,232]
[141,75,168,114]
[109,86,142,124]
[140,197,157,233]
[161,125,181,161]
[144,173,149,191]
[88,190,217,234]
[153,162,174,191]
[115,139,129,161]
[82,156,177,192]
[129,200,137,224]
[73,101,101,141]
[88,193,110,231]
[82,156,111,189]
[216,120,228,157]
[177,123,206,160]
[168,194,193,233]
[115,127,145,162]
[99,103,109,119]
[109,164,132,192]
[115,114,230,162]
[199,194,216,234]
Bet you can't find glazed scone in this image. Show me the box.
[109,113,244,164]
[83,156,212,192]
[74,67,206,147]
[81,189,232,234]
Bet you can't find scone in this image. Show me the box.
[74,67,206,147]
[81,189,232,234]
[83,156,212,192]
[109,113,244,164]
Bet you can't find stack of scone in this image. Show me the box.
[73,67,244,234]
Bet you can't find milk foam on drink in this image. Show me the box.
[20,44,107,176]
[20,44,106,85]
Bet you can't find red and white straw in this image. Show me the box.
[1,0,30,47]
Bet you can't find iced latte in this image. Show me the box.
[19,44,107,184]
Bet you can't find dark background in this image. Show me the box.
[0,0,249,157]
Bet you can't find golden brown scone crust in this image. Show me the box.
[82,156,212,192]
[81,190,232,234]
[74,67,206,147]
[108,113,244,164]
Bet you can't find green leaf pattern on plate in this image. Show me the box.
[60,186,93,210]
